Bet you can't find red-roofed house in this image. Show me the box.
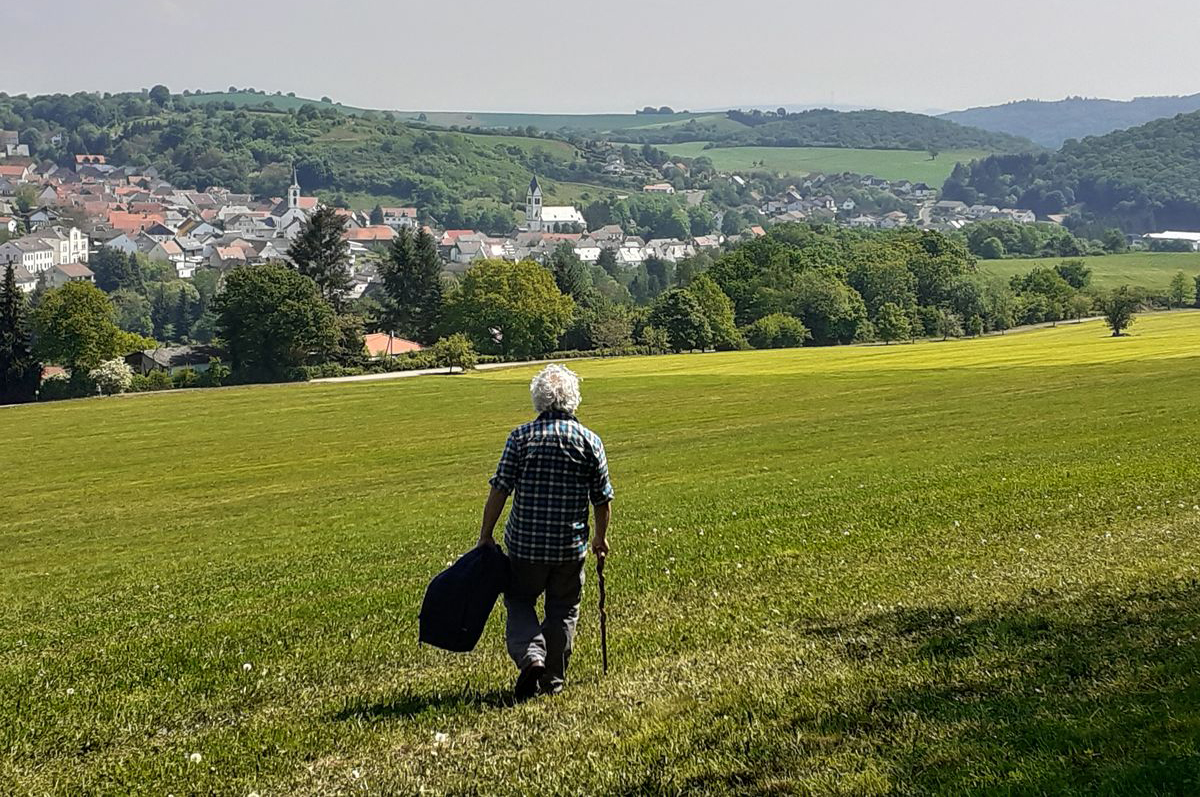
[363,333,422,359]
[344,225,395,243]
[381,207,419,228]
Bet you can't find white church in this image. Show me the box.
[523,176,586,232]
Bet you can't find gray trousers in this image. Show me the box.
[504,558,586,691]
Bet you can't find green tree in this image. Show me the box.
[596,247,619,278]
[792,270,868,346]
[370,204,385,225]
[979,236,1005,259]
[381,227,444,343]
[1167,271,1193,309]
[687,274,744,350]
[639,324,670,353]
[649,288,712,352]
[1101,285,1139,337]
[0,265,41,404]
[431,333,478,373]
[744,313,810,349]
[90,247,144,293]
[875,302,912,345]
[32,282,147,372]
[549,242,590,301]
[110,289,154,336]
[721,209,745,236]
[1101,228,1128,253]
[1066,293,1093,322]
[286,205,351,307]
[1194,274,1200,308]
[148,84,171,107]
[445,259,574,358]
[966,314,984,337]
[935,308,963,341]
[1055,259,1092,289]
[212,262,338,380]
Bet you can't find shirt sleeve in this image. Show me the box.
[489,432,521,494]
[590,437,614,505]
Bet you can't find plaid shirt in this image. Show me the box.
[490,410,614,563]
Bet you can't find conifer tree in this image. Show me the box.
[381,227,443,343]
[0,265,42,404]
[286,206,351,308]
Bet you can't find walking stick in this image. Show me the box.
[597,553,608,674]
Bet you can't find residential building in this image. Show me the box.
[363,333,422,359]
[0,238,55,273]
[44,262,95,288]
[643,183,676,194]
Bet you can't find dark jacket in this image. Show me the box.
[419,544,511,652]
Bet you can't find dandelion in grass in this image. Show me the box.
[242,662,252,672]
[65,687,75,696]
[433,732,449,744]
[189,752,202,764]
[351,768,362,780]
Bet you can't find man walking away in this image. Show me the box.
[477,365,613,702]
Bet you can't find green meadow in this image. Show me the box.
[3,313,1200,793]
[664,142,993,184]
[980,252,1200,292]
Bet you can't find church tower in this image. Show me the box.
[525,176,543,231]
[288,166,301,211]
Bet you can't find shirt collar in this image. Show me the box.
[538,410,576,421]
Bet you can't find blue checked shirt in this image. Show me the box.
[490,410,614,563]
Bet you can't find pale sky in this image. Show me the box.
[5,0,1199,114]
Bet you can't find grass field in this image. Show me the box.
[664,142,993,183]
[405,111,712,133]
[980,252,1200,292]
[4,314,1200,793]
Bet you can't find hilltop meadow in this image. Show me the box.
[3,312,1199,793]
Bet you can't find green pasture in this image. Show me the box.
[3,313,1200,793]
[665,142,992,183]
[980,252,1200,292]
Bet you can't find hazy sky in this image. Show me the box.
[6,0,1199,114]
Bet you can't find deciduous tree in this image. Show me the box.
[875,302,912,345]
[445,259,574,358]
[649,288,711,353]
[31,282,147,372]
[212,262,338,380]
[1101,285,1139,337]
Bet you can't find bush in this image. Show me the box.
[172,369,200,389]
[129,374,151,392]
[146,370,173,391]
[197,359,231,388]
[744,313,811,349]
[88,358,134,395]
[38,372,86,402]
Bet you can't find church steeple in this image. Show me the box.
[525,176,543,230]
[288,166,301,211]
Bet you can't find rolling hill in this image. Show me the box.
[943,109,1200,233]
[941,93,1200,149]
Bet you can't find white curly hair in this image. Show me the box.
[530,364,582,414]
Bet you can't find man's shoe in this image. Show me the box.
[514,661,546,703]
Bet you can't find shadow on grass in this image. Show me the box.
[332,686,513,723]
[791,579,1200,793]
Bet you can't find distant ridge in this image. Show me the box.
[940,94,1200,149]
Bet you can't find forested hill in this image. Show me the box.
[612,108,1038,152]
[941,94,1200,149]
[943,109,1200,233]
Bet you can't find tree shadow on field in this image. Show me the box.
[332,686,512,723]
[794,580,1200,794]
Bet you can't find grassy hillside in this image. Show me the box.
[404,111,711,133]
[3,314,1200,793]
[942,94,1200,149]
[665,142,991,184]
[979,252,1200,291]
[178,91,365,114]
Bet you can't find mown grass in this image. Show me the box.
[3,314,1200,793]
[664,142,994,184]
[980,252,1200,292]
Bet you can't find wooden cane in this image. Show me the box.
[597,553,608,674]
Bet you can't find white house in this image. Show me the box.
[381,207,418,228]
[1143,231,1200,251]
[643,183,676,195]
[0,239,55,273]
[26,226,89,265]
[574,242,601,264]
